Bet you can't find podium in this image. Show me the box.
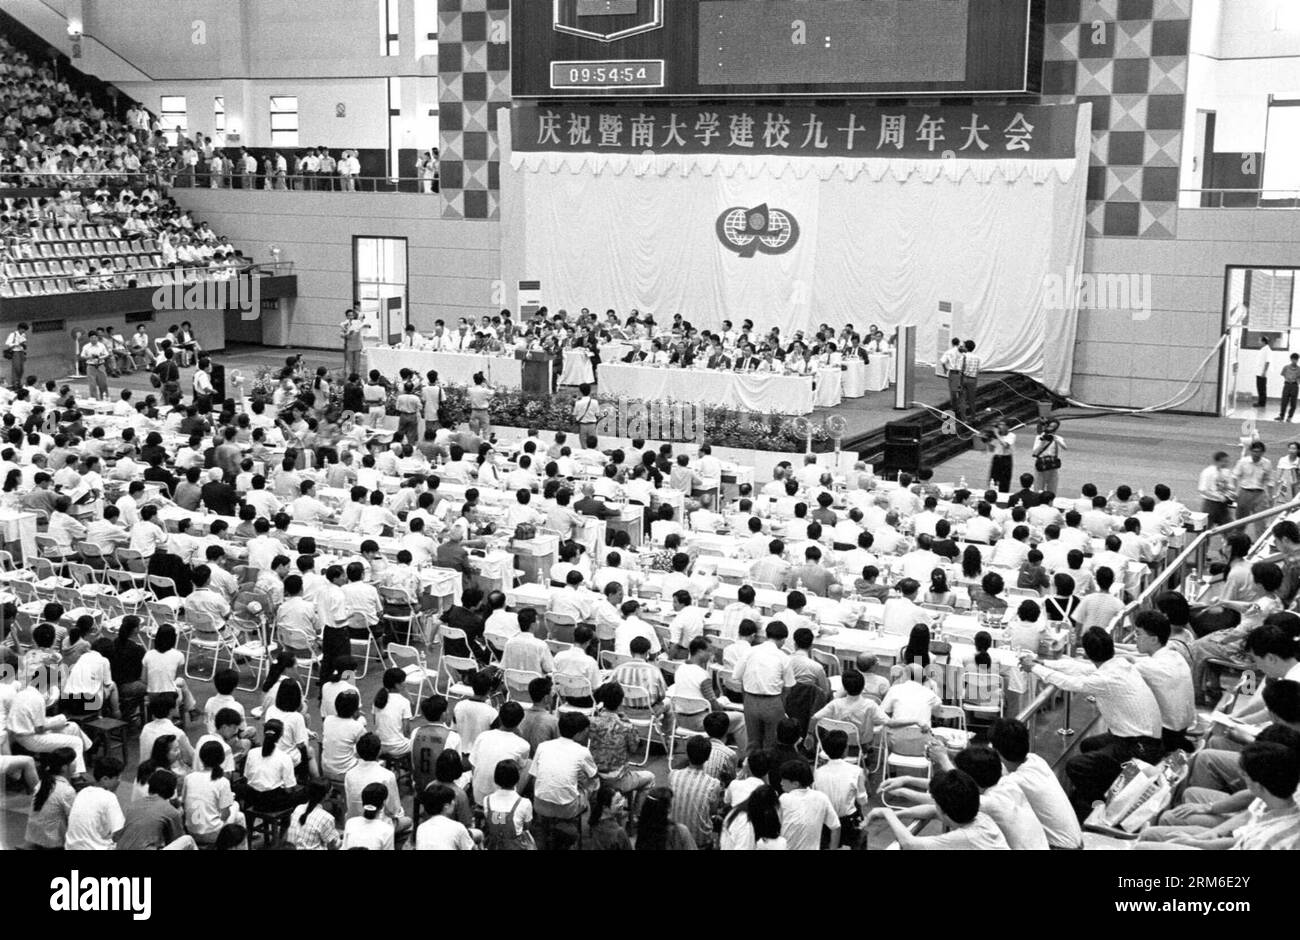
[518,350,555,395]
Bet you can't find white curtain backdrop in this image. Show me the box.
[499,106,1089,394]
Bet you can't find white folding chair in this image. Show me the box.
[386,643,436,712]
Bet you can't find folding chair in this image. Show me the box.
[552,672,595,715]
[115,549,151,585]
[664,693,711,765]
[812,716,867,768]
[961,670,1005,727]
[182,608,239,682]
[345,612,382,679]
[378,585,421,646]
[882,726,931,786]
[600,650,632,670]
[619,683,667,765]
[66,562,99,588]
[811,645,842,678]
[434,627,478,699]
[544,612,578,644]
[503,668,543,705]
[147,574,179,600]
[387,643,436,711]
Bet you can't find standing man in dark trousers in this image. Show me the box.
[940,337,964,421]
[1256,335,1272,409]
[986,421,1016,494]
[960,340,981,425]
[1196,451,1233,529]
[731,621,795,755]
[4,322,28,389]
[155,348,182,408]
[573,383,600,446]
[192,358,215,413]
[341,308,364,378]
[1278,352,1300,422]
[1021,628,1164,819]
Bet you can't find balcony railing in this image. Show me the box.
[0,260,294,299]
[1106,495,1300,643]
[0,170,439,195]
[1180,187,1300,208]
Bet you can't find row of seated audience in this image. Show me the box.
[0,342,1294,848]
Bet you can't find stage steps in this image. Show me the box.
[845,373,1063,476]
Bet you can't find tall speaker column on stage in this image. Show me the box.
[894,326,916,410]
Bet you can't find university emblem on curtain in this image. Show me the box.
[717,204,800,258]
[554,0,664,42]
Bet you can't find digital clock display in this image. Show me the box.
[550,59,666,90]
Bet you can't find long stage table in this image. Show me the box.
[363,347,523,388]
[596,363,816,414]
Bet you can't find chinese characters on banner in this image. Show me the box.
[513,103,1077,160]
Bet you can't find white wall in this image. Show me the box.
[112,78,393,149]
[1183,0,1300,158]
[36,0,423,81]
[169,190,501,350]
[1072,209,1300,413]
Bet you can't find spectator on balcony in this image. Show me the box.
[239,148,257,190]
[208,150,226,189]
[301,149,320,190]
[339,150,360,191]
[419,150,439,195]
[318,148,337,192]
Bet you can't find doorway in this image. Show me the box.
[1221,265,1300,419]
[353,236,408,345]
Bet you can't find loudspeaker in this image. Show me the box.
[882,442,923,476]
[885,420,925,444]
[209,362,226,401]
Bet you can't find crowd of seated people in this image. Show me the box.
[1,37,416,205]
[0,38,168,190]
[387,306,898,377]
[0,338,1296,849]
[1,187,252,295]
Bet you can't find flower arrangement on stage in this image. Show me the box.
[245,365,830,452]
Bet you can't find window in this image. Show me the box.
[214,96,225,135]
[1263,96,1300,199]
[160,95,187,146]
[388,77,401,180]
[382,0,400,56]
[270,96,299,147]
[414,0,438,57]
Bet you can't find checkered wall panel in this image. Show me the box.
[438,0,510,220]
[1042,0,1191,238]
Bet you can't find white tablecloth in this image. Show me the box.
[560,348,596,386]
[597,364,815,415]
[0,510,38,562]
[364,348,523,389]
[863,353,895,392]
[815,367,843,408]
[599,342,634,364]
[842,360,866,398]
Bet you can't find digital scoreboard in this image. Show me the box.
[512,0,1044,99]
